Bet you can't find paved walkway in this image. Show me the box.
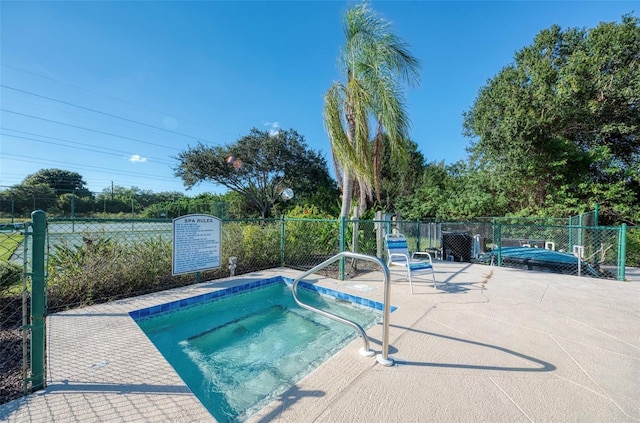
[1,262,639,422]
[625,266,640,282]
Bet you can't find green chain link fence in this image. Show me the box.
[1,212,46,406]
[485,223,625,280]
[390,216,626,280]
[628,226,640,268]
[0,221,29,405]
[1,211,632,406]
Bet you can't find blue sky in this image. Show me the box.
[1,1,636,196]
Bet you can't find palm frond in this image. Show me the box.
[326,2,421,216]
[324,83,372,183]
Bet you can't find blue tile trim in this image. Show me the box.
[130,275,397,321]
[282,276,397,313]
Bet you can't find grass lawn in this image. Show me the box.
[0,233,24,261]
[1,233,25,295]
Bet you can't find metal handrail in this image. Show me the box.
[292,251,394,366]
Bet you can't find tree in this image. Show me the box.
[93,186,185,215]
[394,159,514,221]
[463,15,640,223]
[0,183,57,215]
[23,168,88,196]
[57,193,96,215]
[324,3,420,218]
[220,191,257,218]
[174,128,338,218]
[378,137,425,213]
[94,185,137,214]
[395,161,448,219]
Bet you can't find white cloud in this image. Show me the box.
[128,154,147,163]
[264,121,281,137]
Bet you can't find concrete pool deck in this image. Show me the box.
[1,262,639,422]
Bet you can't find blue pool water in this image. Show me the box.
[132,277,388,422]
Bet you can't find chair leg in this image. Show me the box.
[431,271,437,289]
[408,269,414,294]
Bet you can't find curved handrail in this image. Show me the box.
[292,251,393,365]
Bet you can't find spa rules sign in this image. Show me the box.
[172,214,221,275]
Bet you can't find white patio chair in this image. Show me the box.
[385,233,438,293]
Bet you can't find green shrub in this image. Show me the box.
[46,234,186,311]
[0,261,22,291]
[626,228,640,268]
[46,222,286,311]
[206,221,279,274]
[286,204,334,219]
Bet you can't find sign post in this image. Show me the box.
[172,214,221,276]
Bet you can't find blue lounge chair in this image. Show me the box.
[385,233,437,293]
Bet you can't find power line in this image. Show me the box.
[0,154,215,194]
[2,129,175,165]
[0,65,229,195]
[1,108,181,151]
[2,133,174,165]
[0,173,214,194]
[0,179,210,195]
[1,63,238,137]
[2,153,179,182]
[1,84,221,145]
[2,94,176,139]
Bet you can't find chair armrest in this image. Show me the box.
[389,253,410,264]
[412,251,433,263]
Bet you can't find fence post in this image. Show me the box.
[618,224,626,281]
[280,215,285,267]
[351,206,359,256]
[30,210,46,391]
[568,216,574,250]
[339,216,346,280]
[416,220,421,251]
[579,214,583,247]
[496,223,502,267]
[375,211,383,258]
[71,190,75,218]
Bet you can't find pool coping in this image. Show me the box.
[129,275,397,322]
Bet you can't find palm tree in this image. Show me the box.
[324,2,420,218]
